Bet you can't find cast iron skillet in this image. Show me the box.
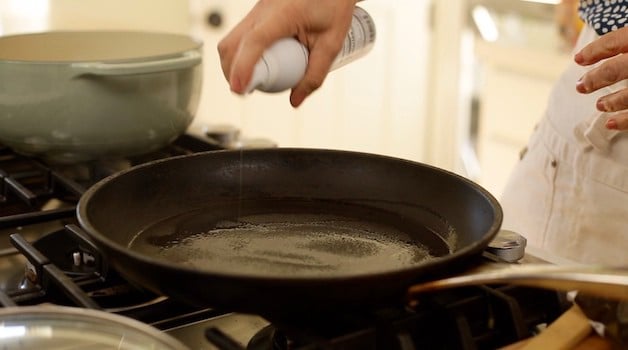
[77,148,502,318]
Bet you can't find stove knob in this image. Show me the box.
[236,137,278,149]
[486,230,527,263]
[204,124,241,148]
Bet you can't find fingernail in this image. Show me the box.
[290,91,306,108]
[290,95,304,108]
[230,77,243,94]
[597,99,608,111]
[574,52,584,64]
[576,78,588,93]
[606,118,618,130]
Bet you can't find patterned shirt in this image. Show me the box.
[579,0,628,35]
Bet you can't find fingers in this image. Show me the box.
[289,2,355,107]
[217,7,263,89]
[576,54,628,93]
[598,90,628,130]
[606,113,628,130]
[218,2,298,94]
[596,88,628,112]
[228,1,302,94]
[581,65,628,131]
[218,24,249,83]
[230,18,298,94]
[575,26,628,65]
[290,37,342,107]
[218,0,358,105]
[575,27,628,128]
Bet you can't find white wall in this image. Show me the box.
[0,0,49,35]
[47,0,191,34]
[0,0,191,35]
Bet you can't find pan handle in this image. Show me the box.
[407,263,628,301]
[70,50,201,77]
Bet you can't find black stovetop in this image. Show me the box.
[0,134,571,350]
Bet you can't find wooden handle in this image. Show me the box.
[518,305,592,350]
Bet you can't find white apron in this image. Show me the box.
[500,25,628,265]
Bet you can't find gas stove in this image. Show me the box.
[0,131,571,350]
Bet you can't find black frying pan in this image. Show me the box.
[77,148,502,318]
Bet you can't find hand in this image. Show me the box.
[575,26,628,130]
[218,0,358,107]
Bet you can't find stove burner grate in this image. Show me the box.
[203,285,568,350]
[0,133,574,350]
[0,134,224,229]
[0,223,222,329]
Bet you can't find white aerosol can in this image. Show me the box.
[245,6,376,93]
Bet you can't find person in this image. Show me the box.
[499,0,628,265]
[217,0,360,108]
[218,0,628,265]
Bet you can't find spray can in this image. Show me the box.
[245,6,376,93]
